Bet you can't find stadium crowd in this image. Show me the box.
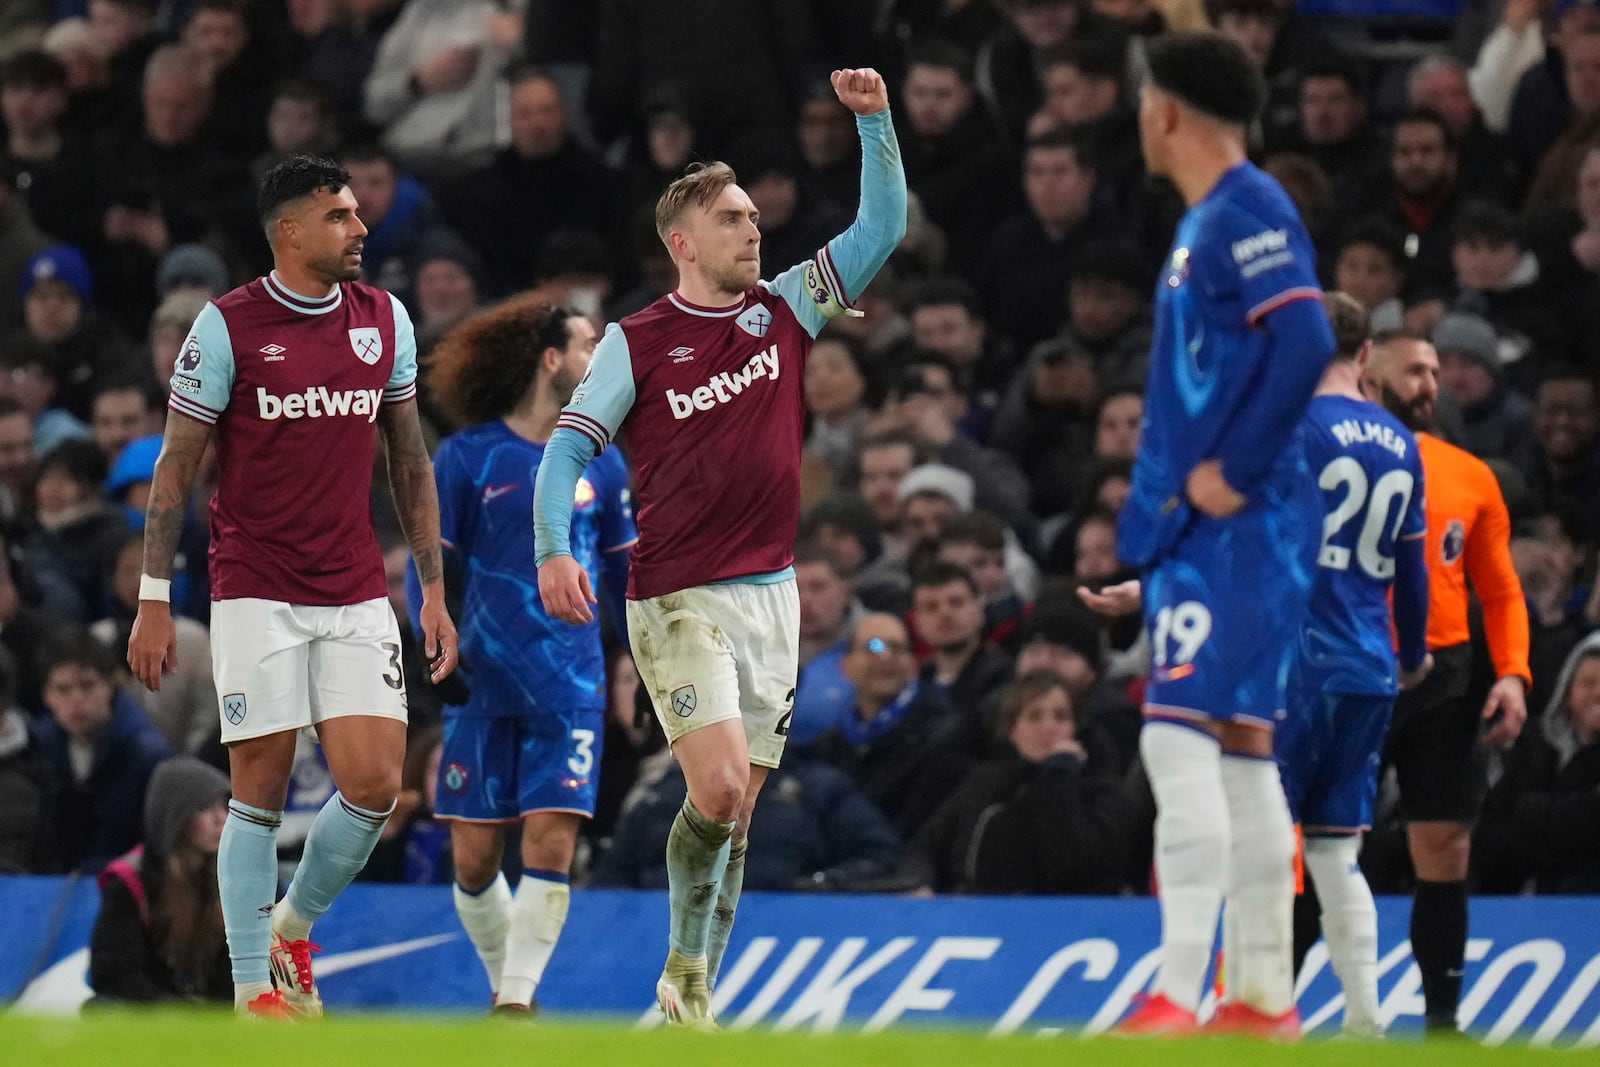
[0,0,1596,918]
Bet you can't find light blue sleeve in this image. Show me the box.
[765,109,908,339]
[555,323,636,451]
[385,292,418,403]
[535,326,637,564]
[166,302,235,425]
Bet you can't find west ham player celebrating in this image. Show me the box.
[408,296,635,1015]
[128,156,459,1019]
[534,68,906,1029]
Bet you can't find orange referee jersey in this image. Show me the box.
[1417,433,1531,683]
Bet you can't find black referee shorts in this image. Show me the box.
[1382,643,1488,824]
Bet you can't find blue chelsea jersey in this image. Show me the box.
[1295,395,1426,695]
[410,422,636,718]
[1120,162,1327,569]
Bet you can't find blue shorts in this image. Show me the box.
[1142,489,1317,728]
[1276,688,1395,834]
[434,710,604,822]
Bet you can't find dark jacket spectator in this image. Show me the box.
[1432,311,1534,461]
[594,753,901,892]
[0,49,101,258]
[1475,632,1600,894]
[87,755,232,1003]
[991,337,1098,517]
[440,69,619,292]
[902,672,1132,894]
[896,43,1019,266]
[1511,370,1600,545]
[340,144,455,305]
[978,130,1114,353]
[21,439,129,622]
[1349,110,1466,302]
[909,561,1015,737]
[35,633,172,872]
[92,45,255,334]
[15,246,138,422]
[0,703,56,872]
[806,612,974,837]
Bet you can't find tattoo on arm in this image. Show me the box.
[379,400,444,588]
[143,414,213,580]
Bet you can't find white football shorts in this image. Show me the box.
[211,597,408,743]
[626,579,799,769]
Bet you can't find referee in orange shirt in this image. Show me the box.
[1358,330,1530,1035]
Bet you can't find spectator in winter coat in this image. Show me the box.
[34,631,171,872]
[593,752,901,893]
[87,755,232,1003]
[0,680,55,872]
[901,670,1132,894]
[1475,631,1600,894]
[805,612,970,837]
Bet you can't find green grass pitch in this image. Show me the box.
[0,1011,1588,1066]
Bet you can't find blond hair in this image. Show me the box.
[654,161,738,255]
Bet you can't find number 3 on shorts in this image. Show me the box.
[568,728,595,776]
[1152,601,1212,667]
[381,641,403,690]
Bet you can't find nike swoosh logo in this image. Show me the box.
[483,485,518,502]
[13,933,461,1013]
[316,933,459,977]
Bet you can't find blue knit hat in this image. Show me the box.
[21,245,92,304]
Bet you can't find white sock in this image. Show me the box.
[1140,722,1229,1013]
[272,896,313,943]
[497,872,570,1007]
[234,978,273,1010]
[1304,835,1381,1037]
[1220,898,1242,1004]
[1221,753,1297,1017]
[454,873,514,995]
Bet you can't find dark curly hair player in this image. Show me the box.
[412,294,634,1014]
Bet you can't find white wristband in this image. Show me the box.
[138,575,172,603]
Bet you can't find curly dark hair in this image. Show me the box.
[425,293,578,426]
[256,154,349,232]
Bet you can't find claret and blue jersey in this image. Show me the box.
[532,108,907,601]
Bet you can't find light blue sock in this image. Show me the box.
[666,798,734,958]
[281,792,394,935]
[219,801,282,985]
[706,839,747,985]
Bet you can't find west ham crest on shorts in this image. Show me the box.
[349,326,383,365]
[223,692,247,725]
[670,684,697,717]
